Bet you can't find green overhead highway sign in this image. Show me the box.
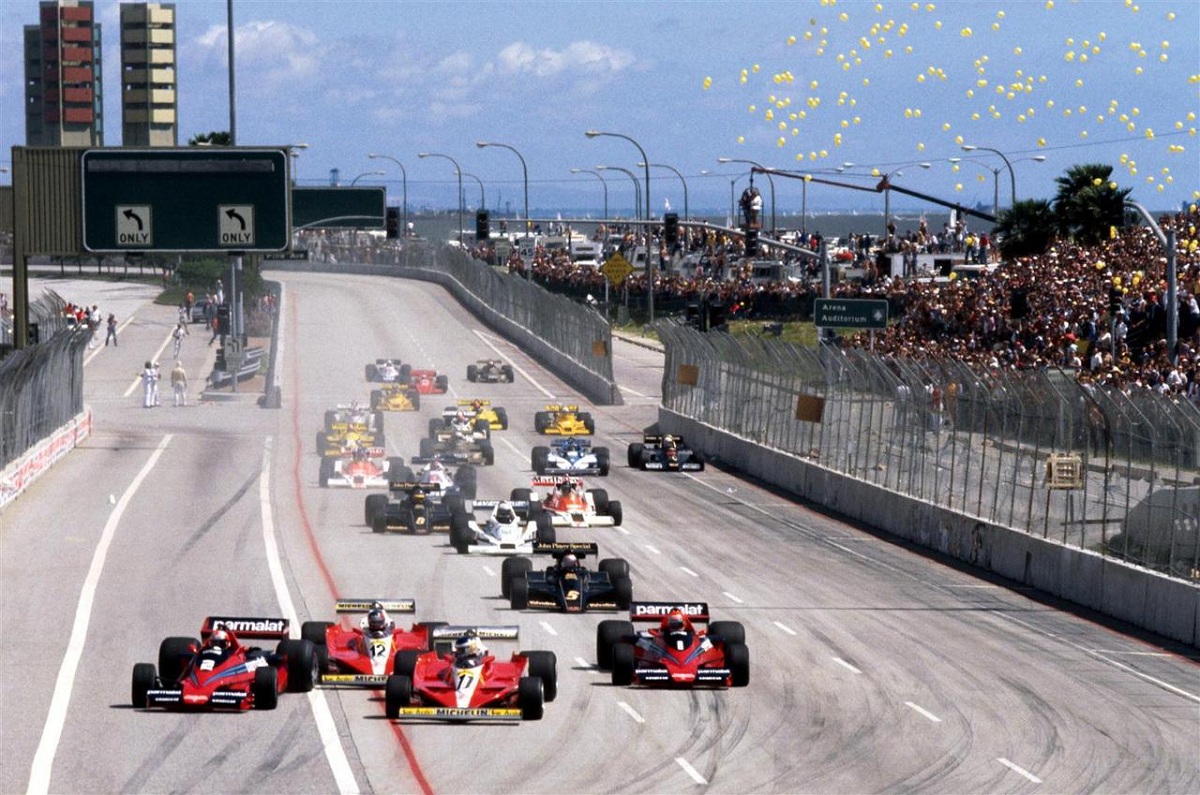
[81,148,290,252]
[292,187,386,230]
[814,298,889,329]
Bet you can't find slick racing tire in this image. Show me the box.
[316,432,328,456]
[510,487,533,509]
[428,418,442,438]
[495,407,509,429]
[158,636,199,683]
[323,410,338,430]
[523,650,558,702]
[534,412,550,434]
[365,364,377,381]
[418,437,435,458]
[365,494,388,527]
[131,662,157,708]
[510,576,530,610]
[473,419,490,437]
[595,447,611,476]
[252,666,279,710]
[517,676,544,720]
[453,466,477,500]
[531,446,550,475]
[372,514,388,534]
[501,365,515,382]
[467,364,478,382]
[726,642,750,687]
[589,488,610,514]
[445,493,466,517]
[692,451,706,472]
[393,649,422,679]
[612,576,634,611]
[599,557,630,581]
[534,515,556,545]
[450,513,472,554]
[370,389,383,410]
[582,414,596,435]
[318,457,333,488]
[611,642,636,686]
[385,675,412,719]
[596,620,635,671]
[608,500,624,527]
[627,443,644,468]
[277,639,318,692]
[408,390,420,410]
[709,621,746,646]
[300,621,332,670]
[480,441,495,465]
[501,557,533,599]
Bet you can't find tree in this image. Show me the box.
[188,131,232,146]
[1053,164,1131,247]
[992,199,1056,260]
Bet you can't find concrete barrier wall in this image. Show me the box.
[661,408,1200,649]
[265,260,621,406]
[0,407,93,510]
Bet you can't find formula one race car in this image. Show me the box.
[595,602,749,688]
[431,408,494,439]
[318,446,402,489]
[383,625,557,721]
[408,368,449,395]
[501,542,633,612]
[466,359,515,383]
[371,382,421,412]
[365,359,410,383]
[442,398,509,431]
[627,434,705,472]
[301,600,448,686]
[131,616,317,711]
[531,437,610,476]
[534,404,595,436]
[318,404,385,456]
[516,476,623,528]
[364,476,473,534]
[449,498,556,555]
[417,425,495,466]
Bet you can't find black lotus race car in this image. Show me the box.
[364,478,472,534]
[501,542,633,613]
[627,434,705,472]
[467,359,515,383]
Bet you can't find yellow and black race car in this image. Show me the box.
[534,404,595,436]
[318,405,385,456]
[444,398,508,430]
[371,383,421,412]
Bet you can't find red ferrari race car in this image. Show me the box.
[407,368,449,395]
[131,616,317,710]
[301,600,447,686]
[319,445,404,489]
[384,625,557,722]
[595,601,749,688]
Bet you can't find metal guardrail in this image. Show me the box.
[658,320,1200,582]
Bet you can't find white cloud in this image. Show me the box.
[194,20,322,87]
[497,41,634,78]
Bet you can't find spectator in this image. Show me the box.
[171,360,188,407]
[105,313,118,347]
[139,361,157,408]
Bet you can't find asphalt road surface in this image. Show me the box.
[2,271,1197,794]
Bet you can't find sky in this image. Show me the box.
[1,0,1197,221]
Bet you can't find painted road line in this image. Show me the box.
[617,526,631,535]
[997,758,1043,784]
[481,564,496,577]
[722,591,744,604]
[676,757,708,785]
[260,440,357,795]
[473,329,554,399]
[773,621,798,636]
[832,657,863,674]
[575,657,598,671]
[540,620,558,636]
[905,701,943,723]
[617,701,645,724]
[643,544,661,555]
[28,434,172,795]
[679,566,699,578]
[122,327,176,398]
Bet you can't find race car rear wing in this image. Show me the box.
[386,480,441,494]
[429,625,520,655]
[202,616,291,640]
[531,476,586,488]
[532,541,599,558]
[455,398,491,407]
[544,403,580,412]
[334,599,416,614]
[642,434,686,446]
[471,499,532,512]
[628,601,711,623]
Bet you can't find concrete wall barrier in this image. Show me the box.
[661,408,1200,649]
[0,407,93,510]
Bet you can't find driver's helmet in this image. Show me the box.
[565,438,581,455]
[454,633,487,667]
[558,481,573,496]
[428,459,445,472]
[471,399,483,412]
[661,609,694,649]
[366,604,392,638]
[662,435,678,461]
[494,501,516,524]
[207,629,231,652]
[455,411,468,422]
[560,553,579,571]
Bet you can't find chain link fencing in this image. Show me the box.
[658,320,1200,582]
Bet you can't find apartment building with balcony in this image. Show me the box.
[120,2,177,146]
[23,0,104,146]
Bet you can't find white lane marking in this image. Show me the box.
[617,526,631,535]
[620,385,651,399]
[539,621,558,637]
[679,566,699,578]
[905,701,943,723]
[618,701,646,724]
[481,565,496,577]
[122,327,176,398]
[1090,650,1175,657]
[575,657,598,671]
[498,435,526,459]
[28,434,172,795]
[832,657,862,674]
[722,591,744,604]
[676,757,708,785]
[472,329,555,399]
[773,621,798,636]
[997,758,1043,784]
[643,544,661,555]
[259,440,357,795]
[83,315,135,367]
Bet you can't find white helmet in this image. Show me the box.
[494,501,515,524]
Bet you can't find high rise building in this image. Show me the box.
[120,3,177,146]
[23,0,103,147]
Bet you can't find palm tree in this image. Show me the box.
[188,131,232,146]
[1053,164,1130,247]
[992,199,1056,260]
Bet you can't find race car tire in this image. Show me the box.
[445,493,466,516]
[387,456,405,476]
[510,576,530,610]
[418,437,434,458]
[300,621,332,670]
[599,557,630,581]
[428,418,442,438]
[365,494,388,526]
[435,375,449,392]
[535,514,556,545]
[131,662,157,707]
[612,576,634,611]
[709,621,746,647]
[480,441,495,465]
[495,407,509,430]
[523,650,558,702]
[726,642,750,687]
[608,500,624,526]
[408,389,420,410]
[531,446,550,475]
[518,676,544,720]
[501,557,533,599]
[534,412,549,433]
[692,451,706,472]
[595,447,610,476]
[582,414,596,435]
[596,621,635,671]
[394,466,415,483]
[366,364,377,381]
[316,432,328,456]
[372,514,388,534]
[589,488,610,514]
[417,622,448,651]
[318,457,333,488]
[399,363,412,382]
[502,365,515,382]
[384,675,412,719]
[323,410,338,430]
[252,666,279,710]
[473,419,490,437]
[466,364,478,382]
[611,642,636,686]
[454,466,478,499]
[450,513,472,553]
[394,650,421,679]
[278,639,317,693]
[374,411,386,435]
[627,443,644,468]
[158,636,199,683]
[370,389,383,410]
[510,487,532,506]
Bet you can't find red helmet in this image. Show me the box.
[661,609,688,634]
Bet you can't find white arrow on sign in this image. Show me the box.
[218,205,255,247]
[115,205,152,247]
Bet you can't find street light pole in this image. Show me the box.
[419,151,464,245]
[961,144,1017,207]
[462,171,485,209]
[718,157,776,236]
[571,168,608,221]
[477,141,530,256]
[586,130,654,323]
[874,162,930,243]
[368,153,408,239]
[597,166,641,218]
[640,162,688,221]
[951,154,1046,217]
[350,170,385,186]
